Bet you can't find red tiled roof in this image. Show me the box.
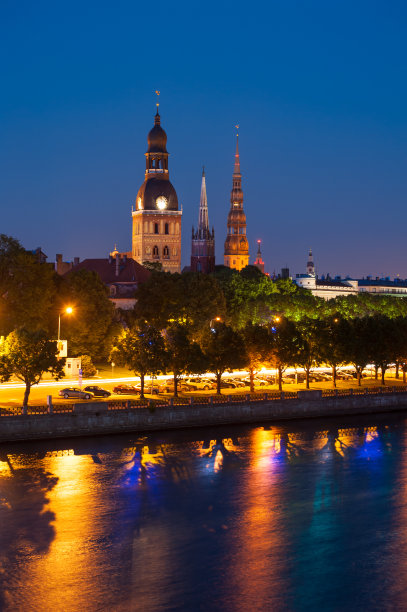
[65,257,151,284]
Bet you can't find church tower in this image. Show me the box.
[191,168,215,273]
[306,248,315,276]
[224,130,249,270]
[132,100,182,273]
[253,240,265,274]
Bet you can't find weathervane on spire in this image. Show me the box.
[235,124,239,135]
[155,90,160,108]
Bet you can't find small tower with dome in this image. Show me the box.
[131,97,182,273]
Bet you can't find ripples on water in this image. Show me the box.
[0,414,407,612]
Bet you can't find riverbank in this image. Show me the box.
[1,388,407,443]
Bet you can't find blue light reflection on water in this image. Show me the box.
[1,416,407,611]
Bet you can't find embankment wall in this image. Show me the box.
[1,392,407,443]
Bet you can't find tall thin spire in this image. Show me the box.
[234,125,241,175]
[191,167,215,273]
[197,166,209,235]
[154,90,161,124]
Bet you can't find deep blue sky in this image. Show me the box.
[1,0,406,278]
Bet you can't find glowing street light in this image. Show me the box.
[58,307,74,341]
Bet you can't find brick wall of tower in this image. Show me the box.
[132,210,182,273]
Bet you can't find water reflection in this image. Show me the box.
[0,416,407,611]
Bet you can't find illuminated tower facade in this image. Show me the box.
[191,168,215,273]
[224,130,249,270]
[132,102,182,273]
[253,240,265,274]
[307,248,315,277]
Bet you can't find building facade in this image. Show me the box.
[224,132,249,271]
[131,106,182,273]
[191,168,215,273]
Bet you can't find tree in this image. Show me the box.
[0,235,58,335]
[367,315,400,385]
[200,322,248,394]
[79,355,97,377]
[0,329,65,409]
[318,317,348,388]
[295,318,322,389]
[59,269,118,360]
[134,270,226,334]
[271,318,301,391]
[110,323,167,398]
[343,318,372,386]
[164,324,205,396]
[241,323,273,392]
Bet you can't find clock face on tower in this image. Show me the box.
[156,196,168,210]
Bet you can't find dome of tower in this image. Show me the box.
[136,177,178,211]
[147,111,168,153]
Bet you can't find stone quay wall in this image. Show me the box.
[1,389,407,443]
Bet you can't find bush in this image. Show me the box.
[79,354,97,377]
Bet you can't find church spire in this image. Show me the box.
[191,168,215,273]
[224,128,249,271]
[197,166,209,236]
[234,126,241,175]
[254,240,265,274]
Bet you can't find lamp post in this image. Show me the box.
[210,316,221,330]
[58,306,73,341]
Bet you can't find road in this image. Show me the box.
[0,368,404,407]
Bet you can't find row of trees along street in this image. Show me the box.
[2,234,407,403]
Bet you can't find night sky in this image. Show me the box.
[1,0,406,278]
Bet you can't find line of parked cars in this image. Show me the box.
[58,367,370,401]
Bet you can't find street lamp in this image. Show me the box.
[210,316,222,331]
[58,307,73,341]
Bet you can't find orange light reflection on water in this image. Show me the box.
[224,427,289,610]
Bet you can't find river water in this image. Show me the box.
[1,414,407,612]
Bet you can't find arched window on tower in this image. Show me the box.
[154,223,159,234]
[163,246,170,259]
[153,246,159,259]
[165,223,169,235]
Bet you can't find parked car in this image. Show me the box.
[113,384,141,395]
[220,380,238,389]
[163,380,190,393]
[145,382,166,394]
[59,387,94,400]
[336,371,354,380]
[229,378,246,388]
[242,376,268,387]
[311,372,331,382]
[83,385,111,398]
[182,378,216,391]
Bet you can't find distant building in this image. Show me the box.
[131,103,182,273]
[224,130,249,271]
[64,251,151,309]
[253,240,265,274]
[30,247,48,264]
[191,168,215,273]
[295,249,407,299]
[295,249,357,299]
[55,254,80,275]
[357,277,407,296]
